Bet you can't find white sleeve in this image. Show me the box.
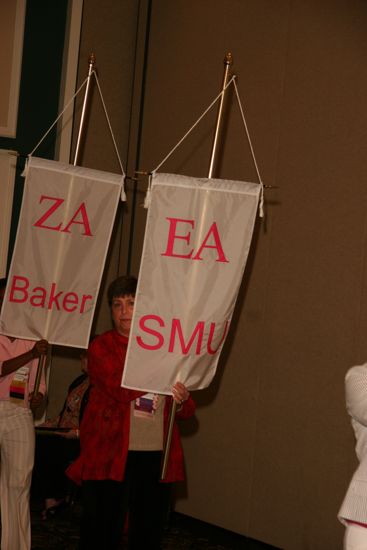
[346,365,367,427]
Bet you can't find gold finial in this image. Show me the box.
[224,52,233,66]
[88,53,96,66]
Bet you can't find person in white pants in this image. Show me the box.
[0,281,48,550]
[344,523,367,549]
[338,364,367,548]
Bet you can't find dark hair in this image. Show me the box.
[107,275,137,305]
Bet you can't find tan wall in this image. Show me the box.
[133,2,367,547]
[50,1,367,548]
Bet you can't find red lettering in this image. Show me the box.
[169,319,204,355]
[161,218,228,262]
[135,314,229,356]
[62,292,79,312]
[33,196,64,231]
[9,276,29,303]
[161,218,194,259]
[192,222,229,263]
[80,294,92,313]
[136,315,165,350]
[34,196,93,236]
[61,203,93,236]
[207,320,229,354]
[30,287,46,307]
[7,276,94,314]
[47,283,62,310]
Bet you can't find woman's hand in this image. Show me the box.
[31,339,49,359]
[172,382,190,405]
[29,391,44,410]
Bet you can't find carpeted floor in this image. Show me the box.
[29,497,281,550]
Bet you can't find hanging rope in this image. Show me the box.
[93,71,125,177]
[151,75,236,175]
[148,75,264,217]
[232,78,264,217]
[24,70,126,192]
[27,74,90,160]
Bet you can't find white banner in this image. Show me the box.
[122,172,261,394]
[0,157,122,348]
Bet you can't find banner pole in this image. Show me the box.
[73,53,96,166]
[160,399,177,480]
[33,354,46,398]
[33,55,96,402]
[208,52,233,178]
[160,53,233,480]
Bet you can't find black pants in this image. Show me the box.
[33,434,80,501]
[79,451,171,550]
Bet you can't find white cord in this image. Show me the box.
[149,75,264,217]
[93,72,125,177]
[26,70,126,179]
[28,74,90,158]
[232,78,264,217]
[152,75,236,175]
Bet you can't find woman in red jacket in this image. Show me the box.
[67,275,195,550]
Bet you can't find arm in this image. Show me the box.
[29,391,45,411]
[1,339,48,377]
[176,395,196,419]
[345,365,367,426]
[28,341,48,409]
[172,381,196,419]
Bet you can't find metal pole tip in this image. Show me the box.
[88,53,96,66]
[224,52,233,65]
